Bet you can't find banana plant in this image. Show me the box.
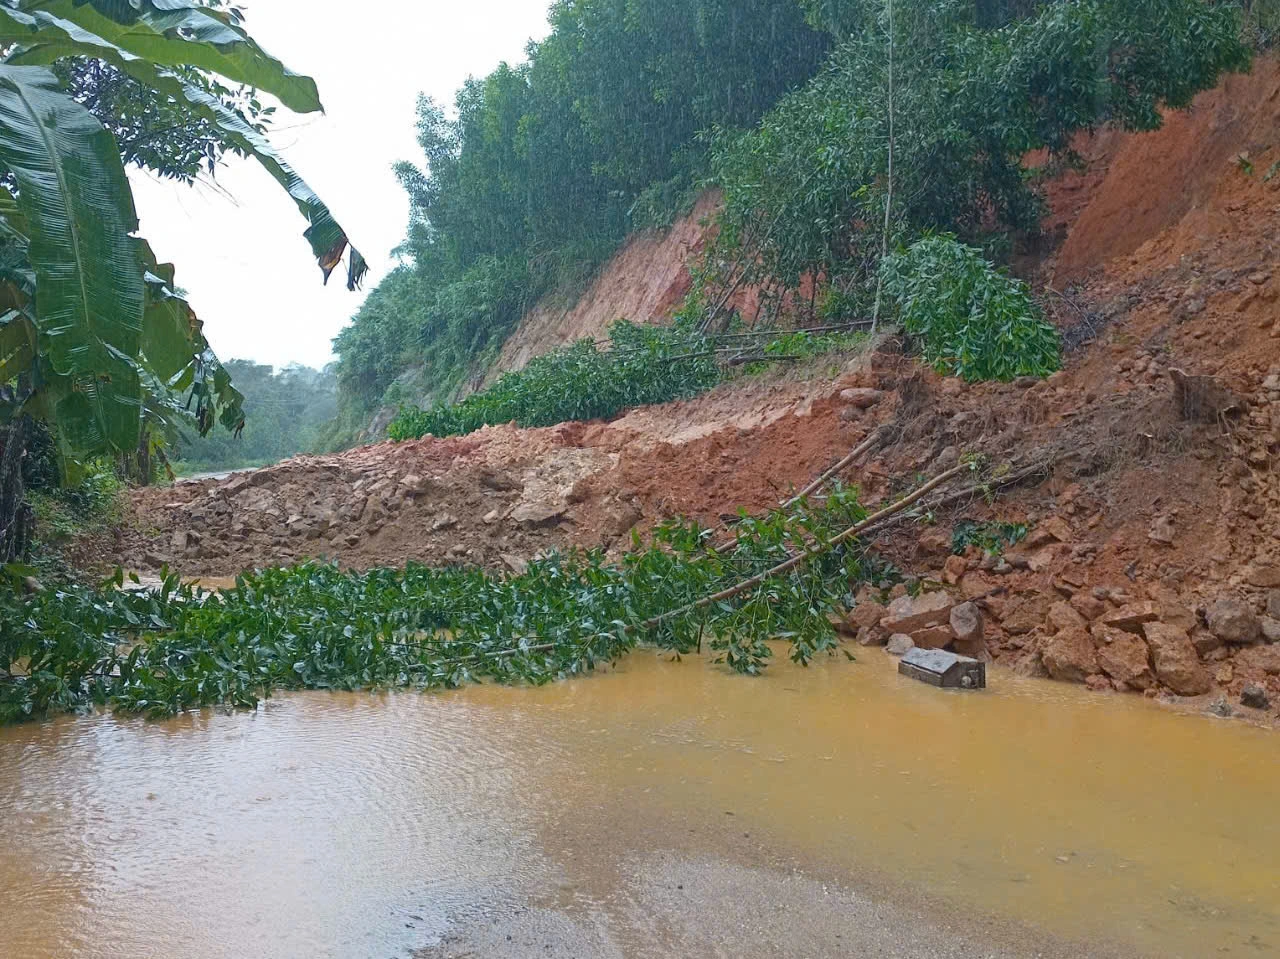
[0,0,365,468]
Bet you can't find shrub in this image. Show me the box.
[879,235,1061,382]
[389,321,722,440]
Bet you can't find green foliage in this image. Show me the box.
[708,0,1249,315]
[951,519,1028,556]
[29,458,122,543]
[880,235,1061,382]
[389,321,722,440]
[174,362,338,475]
[0,0,362,472]
[334,0,829,426]
[0,483,889,723]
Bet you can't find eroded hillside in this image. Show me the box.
[111,61,1280,721]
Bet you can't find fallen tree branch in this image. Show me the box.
[644,463,972,631]
[856,458,1054,541]
[709,429,885,556]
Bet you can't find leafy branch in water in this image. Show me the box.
[1,481,907,724]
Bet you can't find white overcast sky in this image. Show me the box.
[128,0,554,371]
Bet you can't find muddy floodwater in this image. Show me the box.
[1,652,1276,959]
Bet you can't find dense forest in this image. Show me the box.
[330,0,1252,444]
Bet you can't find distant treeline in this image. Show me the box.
[174,362,338,474]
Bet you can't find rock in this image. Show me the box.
[482,509,501,525]
[1207,596,1261,644]
[1000,593,1054,635]
[1267,590,1280,621]
[1025,515,1073,548]
[1143,623,1211,696]
[839,388,884,409]
[886,634,915,656]
[510,501,569,527]
[949,602,984,643]
[856,627,887,648]
[500,554,529,576]
[1148,515,1176,546]
[399,473,430,496]
[1100,602,1160,634]
[1085,674,1112,692]
[1207,697,1234,718]
[916,530,951,558]
[1236,645,1280,675]
[1042,628,1098,683]
[1191,628,1224,657]
[828,612,858,637]
[432,514,459,532]
[849,599,888,631]
[1069,592,1107,622]
[1241,684,1272,710]
[910,625,955,650]
[1246,565,1280,589]
[143,551,167,568]
[1096,631,1155,690]
[881,590,956,635]
[1216,664,1234,685]
[172,529,201,552]
[1047,600,1087,634]
[942,554,968,586]
[953,638,987,658]
[1261,617,1280,644]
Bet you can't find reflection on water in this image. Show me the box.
[0,651,1276,958]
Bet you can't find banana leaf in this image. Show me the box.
[0,63,143,454]
[1,6,368,287]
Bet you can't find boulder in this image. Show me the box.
[886,634,915,656]
[839,388,884,409]
[1261,617,1280,644]
[1241,684,1272,711]
[1042,627,1098,683]
[1267,590,1280,621]
[1024,515,1072,548]
[949,602,984,643]
[399,473,431,497]
[1148,515,1176,546]
[1191,628,1224,657]
[1095,630,1155,690]
[848,599,888,631]
[942,554,968,586]
[953,638,988,658]
[1000,593,1054,635]
[171,529,201,553]
[1207,597,1262,644]
[1245,565,1280,589]
[1100,602,1160,634]
[1069,591,1107,622]
[909,625,954,650]
[1047,600,1087,634]
[1143,623,1211,696]
[881,590,956,635]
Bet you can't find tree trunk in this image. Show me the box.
[0,418,32,563]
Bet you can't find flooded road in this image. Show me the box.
[1,651,1276,958]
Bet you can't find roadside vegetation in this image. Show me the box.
[388,317,870,441]
[1,480,904,723]
[333,0,1249,444]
